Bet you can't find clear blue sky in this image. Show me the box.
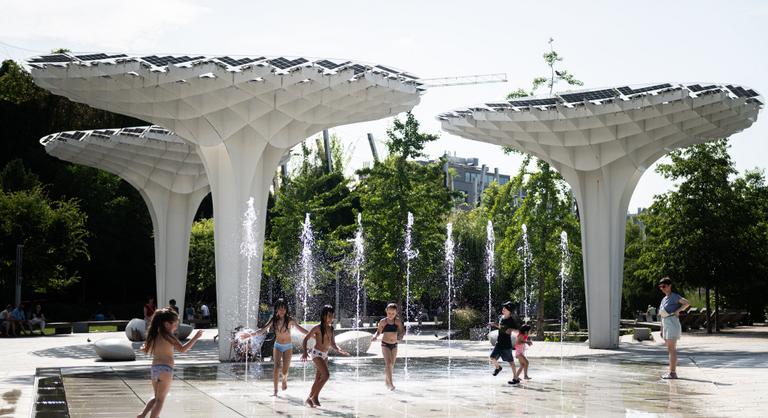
[2,0,766,209]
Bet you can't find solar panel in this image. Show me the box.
[350,64,368,74]
[92,129,118,139]
[148,127,171,135]
[121,127,146,137]
[75,53,128,61]
[486,102,513,109]
[726,85,759,98]
[268,57,309,70]
[217,56,264,67]
[59,131,86,141]
[141,55,205,67]
[375,65,400,75]
[508,98,560,107]
[560,89,618,103]
[746,98,763,106]
[28,54,73,63]
[616,84,672,96]
[315,60,349,70]
[686,84,718,93]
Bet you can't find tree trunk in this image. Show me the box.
[705,286,712,334]
[714,285,720,332]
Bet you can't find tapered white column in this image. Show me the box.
[197,140,285,359]
[143,185,209,314]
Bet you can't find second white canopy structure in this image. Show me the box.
[40,126,209,314]
[30,52,422,359]
[439,83,762,348]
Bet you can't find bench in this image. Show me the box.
[187,319,212,329]
[47,322,73,334]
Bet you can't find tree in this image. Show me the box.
[0,184,89,298]
[263,136,357,314]
[187,218,215,305]
[633,140,768,330]
[357,112,454,309]
[488,156,583,337]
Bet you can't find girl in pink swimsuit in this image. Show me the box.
[512,324,533,381]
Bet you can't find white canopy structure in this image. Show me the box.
[30,52,422,359]
[40,126,209,316]
[439,83,762,348]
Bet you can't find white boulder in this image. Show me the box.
[93,338,136,361]
[125,318,146,341]
[333,331,373,355]
[291,327,315,353]
[175,323,193,340]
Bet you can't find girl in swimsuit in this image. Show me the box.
[371,303,405,390]
[301,305,349,408]
[242,298,308,396]
[137,308,203,418]
[512,324,533,381]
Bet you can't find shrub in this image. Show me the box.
[453,307,483,330]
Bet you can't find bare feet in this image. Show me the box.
[312,396,321,407]
[272,390,278,397]
[306,398,316,408]
[524,375,531,380]
[282,378,288,391]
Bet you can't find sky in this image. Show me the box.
[2,0,766,210]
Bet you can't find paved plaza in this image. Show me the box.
[1,326,767,417]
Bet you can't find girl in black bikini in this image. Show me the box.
[371,303,405,390]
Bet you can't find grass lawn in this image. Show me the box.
[42,324,118,335]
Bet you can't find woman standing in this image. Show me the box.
[658,277,690,379]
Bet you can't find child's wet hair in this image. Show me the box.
[386,303,398,311]
[319,305,335,341]
[519,324,531,334]
[143,308,179,353]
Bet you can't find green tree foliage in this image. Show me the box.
[0,161,89,296]
[633,140,768,324]
[264,137,357,305]
[490,157,583,336]
[357,112,453,306]
[186,218,215,304]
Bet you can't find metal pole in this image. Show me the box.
[367,133,380,162]
[15,244,23,306]
[322,129,333,173]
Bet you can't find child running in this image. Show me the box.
[512,324,533,382]
[488,301,520,385]
[371,303,405,390]
[137,308,203,418]
[301,305,349,408]
[241,298,308,396]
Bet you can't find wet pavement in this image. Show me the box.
[59,356,745,417]
[2,327,767,417]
